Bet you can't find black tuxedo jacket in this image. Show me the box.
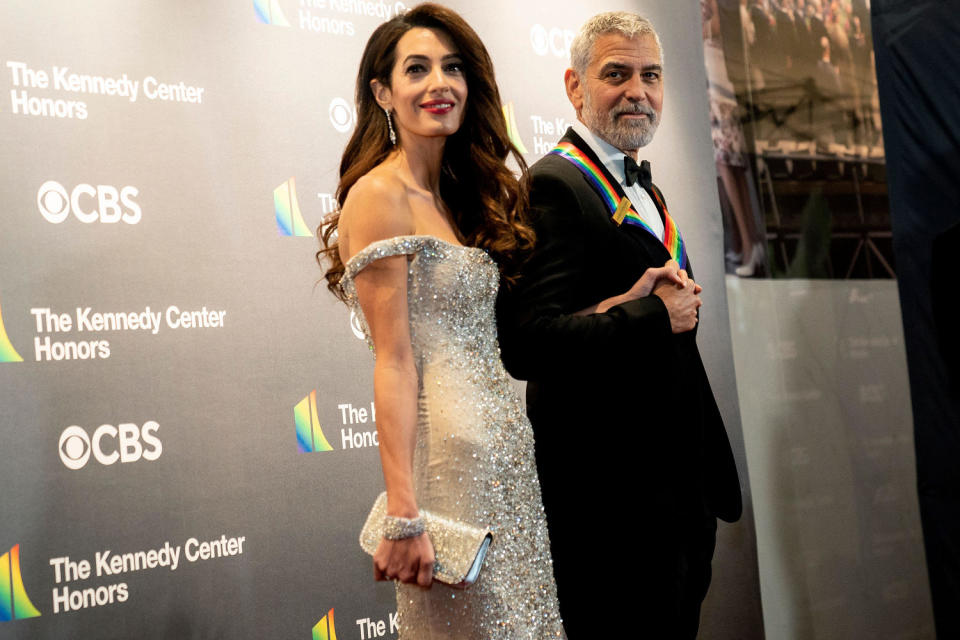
[497,128,742,529]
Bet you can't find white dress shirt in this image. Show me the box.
[571,120,665,240]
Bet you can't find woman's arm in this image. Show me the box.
[340,176,435,587]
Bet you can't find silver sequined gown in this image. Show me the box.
[341,235,565,639]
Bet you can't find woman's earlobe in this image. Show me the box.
[370,79,392,110]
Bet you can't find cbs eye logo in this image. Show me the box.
[37,180,142,225]
[59,422,162,470]
[529,24,575,58]
[328,98,356,134]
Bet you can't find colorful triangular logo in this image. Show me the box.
[1,544,42,622]
[312,607,338,640]
[502,102,528,154]
[295,390,334,453]
[254,0,291,26]
[0,297,23,363]
[275,177,313,237]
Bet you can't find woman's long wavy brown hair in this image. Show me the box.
[317,3,534,300]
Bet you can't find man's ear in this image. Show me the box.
[564,68,583,115]
[370,78,392,111]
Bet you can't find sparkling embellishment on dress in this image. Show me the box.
[341,236,565,639]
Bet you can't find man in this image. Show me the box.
[749,0,777,90]
[807,0,830,69]
[496,12,742,638]
[814,35,843,148]
[775,0,801,75]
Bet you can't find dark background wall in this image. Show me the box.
[872,0,960,636]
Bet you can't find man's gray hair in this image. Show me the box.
[569,12,662,75]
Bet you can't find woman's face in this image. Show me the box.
[381,27,468,143]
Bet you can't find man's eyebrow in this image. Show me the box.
[597,62,662,74]
[598,62,631,74]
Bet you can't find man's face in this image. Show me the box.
[568,32,664,154]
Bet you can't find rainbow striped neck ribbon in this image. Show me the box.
[548,141,688,269]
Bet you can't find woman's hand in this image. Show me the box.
[373,533,436,588]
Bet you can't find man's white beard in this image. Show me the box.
[582,90,659,151]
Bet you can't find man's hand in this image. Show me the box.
[676,268,703,295]
[653,277,702,333]
[622,260,685,301]
[573,260,703,317]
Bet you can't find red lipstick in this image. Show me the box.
[420,100,454,114]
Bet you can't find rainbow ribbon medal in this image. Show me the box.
[549,141,688,269]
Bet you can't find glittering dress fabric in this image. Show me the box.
[341,235,565,640]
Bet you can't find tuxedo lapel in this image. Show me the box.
[560,128,668,223]
[560,128,634,214]
[647,183,667,225]
[556,127,674,263]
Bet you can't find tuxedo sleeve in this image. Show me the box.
[497,168,673,381]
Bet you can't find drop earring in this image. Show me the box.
[384,107,397,145]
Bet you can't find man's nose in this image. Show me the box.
[623,74,648,102]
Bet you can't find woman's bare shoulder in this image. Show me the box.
[339,168,414,261]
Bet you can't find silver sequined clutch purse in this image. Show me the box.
[359,492,493,589]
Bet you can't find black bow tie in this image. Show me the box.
[623,156,652,190]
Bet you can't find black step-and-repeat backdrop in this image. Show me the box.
[1,1,761,638]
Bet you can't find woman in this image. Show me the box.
[317,4,565,638]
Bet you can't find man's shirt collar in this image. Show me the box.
[571,120,634,187]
